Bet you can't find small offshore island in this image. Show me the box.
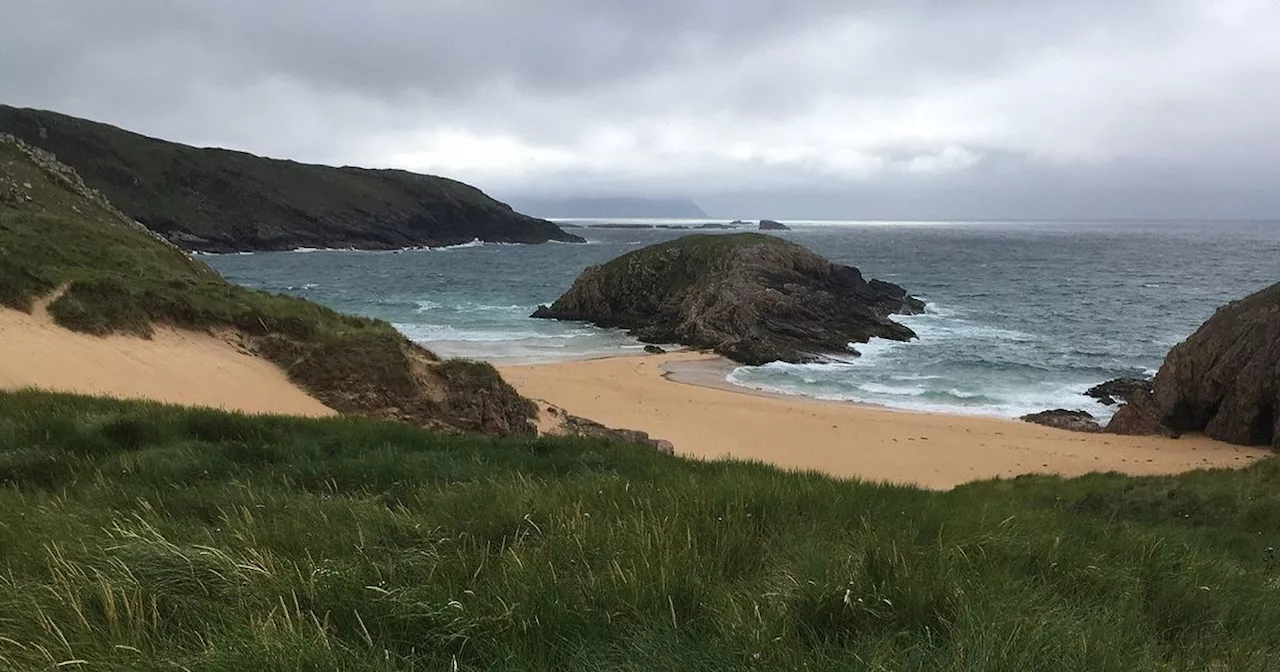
[532,233,923,365]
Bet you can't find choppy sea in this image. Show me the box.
[205,220,1280,420]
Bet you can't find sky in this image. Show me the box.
[4,0,1280,219]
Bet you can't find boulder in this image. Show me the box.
[1021,409,1103,433]
[1085,377,1153,406]
[643,345,666,354]
[1150,282,1280,448]
[531,233,924,365]
[1106,396,1180,438]
[759,219,791,231]
[539,402,675,454]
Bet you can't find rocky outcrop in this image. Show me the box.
[643,345,667,354]
[1021,409,1103,433]
[759,219,791,231]
[697,223,735,230]
[538,403,675,454]
[531,233,924,365]
[1148,283,1280,448]
[1106,395,1180,438]
[0,105,584,252]
[1086,378,1153,406]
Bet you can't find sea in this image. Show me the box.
[204,220,1280,420]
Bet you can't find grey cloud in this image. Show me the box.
[3,0,1279,218]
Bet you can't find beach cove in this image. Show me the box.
[501,352,1269,489]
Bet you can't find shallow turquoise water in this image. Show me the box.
[206,220,1280,418]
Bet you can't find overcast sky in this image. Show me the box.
[5,1,1280,219]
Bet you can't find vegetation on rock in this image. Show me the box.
[0,105,584,252]
[533,233,924,365]
[0,133,535,435]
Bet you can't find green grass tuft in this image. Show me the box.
[0,389,1277,670]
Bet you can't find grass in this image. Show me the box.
[0,389,1277,670]
[595,232,790,292]
[0,137,534,434]
[0,105,581,252]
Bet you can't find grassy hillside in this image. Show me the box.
[0,105,583,252]
[0,133,534,435]
[0,389,1277,670]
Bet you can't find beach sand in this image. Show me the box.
[500,352,1270,489]
[0,304,334,418]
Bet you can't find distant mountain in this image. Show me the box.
[0,105,583,252]
[510,196,708,219]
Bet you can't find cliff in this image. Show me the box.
[0,105,583,252]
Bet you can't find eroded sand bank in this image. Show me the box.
[0,305,334,417]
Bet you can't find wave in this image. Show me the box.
[413,301,530,314]
[430,239,484,250]
[394,323,598,343]
[726,367,1112,420]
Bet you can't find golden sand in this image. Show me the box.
[500,352,1268,489]
[0,304,333,417]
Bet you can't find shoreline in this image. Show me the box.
[498,352,1270,489]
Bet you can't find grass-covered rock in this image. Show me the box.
[0,133,535,435]
[533,233,925,365]
[0,389,1277,670]
[0,105,584,252]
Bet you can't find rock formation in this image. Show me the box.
[1021,409,1103,433]
[531,233,924,365]
[1085,378,1153,406]
[537,402,675,454]
[1147,283,1280,448]
[759,219,791,231]
[0,105,584,252]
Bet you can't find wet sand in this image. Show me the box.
[499,352,1269,489]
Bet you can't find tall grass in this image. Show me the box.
[0,139,533,434]
[0,390,1277,670]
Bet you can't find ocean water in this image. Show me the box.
[205,220,1280,419]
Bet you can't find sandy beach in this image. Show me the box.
[0,305,334,418]
[500,352,1270,489]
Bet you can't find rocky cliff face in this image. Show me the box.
[0,106,583,252]
[1150,282,1280,448]
[532,233,924,365]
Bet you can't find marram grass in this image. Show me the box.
[0,389,1277,670]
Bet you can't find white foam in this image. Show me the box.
[394,323,598,343]
[430,239,484,250]
[415,300,443,312]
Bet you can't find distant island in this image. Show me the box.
[507,196,708,219]
[0,105,583,252]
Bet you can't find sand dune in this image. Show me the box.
[500,352,1269,489]
[0,305,333,417]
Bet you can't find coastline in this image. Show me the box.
[498,351,1269,489]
